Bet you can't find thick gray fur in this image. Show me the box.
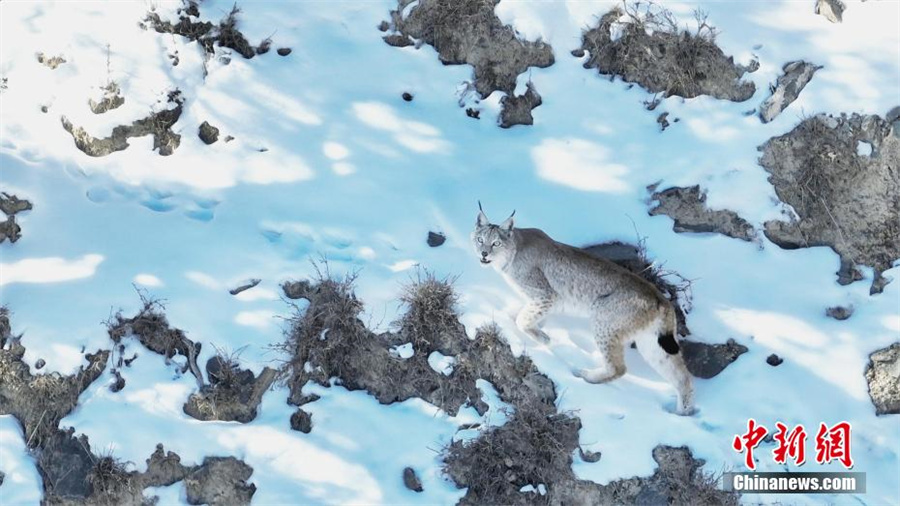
[472,207,695,415]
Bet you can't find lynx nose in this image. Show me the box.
[481,251,488,259]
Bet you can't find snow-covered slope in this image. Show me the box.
[1,0,898,504]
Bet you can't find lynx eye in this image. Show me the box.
[492,240,501,247]
[477,237,484,244]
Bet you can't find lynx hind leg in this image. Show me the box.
[634,325,695,416]
[574,318,628,384]
[516,298,554,344]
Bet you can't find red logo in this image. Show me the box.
[733,420,853,470]
[732,418,767,470]
[772,422,807,466]
[814,421,853,469]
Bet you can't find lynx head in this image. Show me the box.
[471,202,516,268]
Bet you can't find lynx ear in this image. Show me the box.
[477,201,489,227]
[499,210,515,232]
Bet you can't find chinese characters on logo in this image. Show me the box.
[732,420,853,470]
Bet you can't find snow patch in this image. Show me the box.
[0,254,104,286]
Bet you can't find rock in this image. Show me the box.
[290,409,312,433]
[0,470,4,486]
[579,447,602,463]
[759,61,821,123]
[199,121,220,145]
[825,305,854,320]
[35,358,45,369]
[466,108,480,120]
[498,82,542,128]
[402,92,414,102]
[427,231,446,247]
[865,343,900,415]
[682,339,748,379]
[0,215,22,244]
[816,0,845,23]
[657,112,670,131]
[0,193,31,244]
[649,185,757,242]
[276,47,292,56]
[378,20,390,32]
[229,278,261,296]
[403,466,423,492]
[110,369,125,392]
[766,354,783,367]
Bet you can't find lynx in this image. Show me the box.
[472,204,694,415]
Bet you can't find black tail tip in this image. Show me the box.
[658,332,680,355]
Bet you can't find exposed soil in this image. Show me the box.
[40,434,256,505]
[183,457,256,506]
[554,445,739,506]
[229,278,261,296]
[0,192,32,244]
[143,2,260,60]
[580,3,756,102]
[0,192,33,215]
[0,216,22,244]
[649,185,757,242]
[816,0,845,23]
[2,307,258,504]
[681,338,747,379]
[183,356,276,423]
[280,273,554,418]
[759,112,900,294]
[107,296,203,388]
[62,90,184,157]
[279,270,735,504]
[759,61,821,123]
[498,82,543,128]
[865,342,900,415]
[382,0,554,124]
[0,308,110,450]
[37,53,66,70]
[89,82,125,115]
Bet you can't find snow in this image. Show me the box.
[0,254,104,286]
[1,0,898,505]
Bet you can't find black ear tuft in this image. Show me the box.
[657,332,680,355]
